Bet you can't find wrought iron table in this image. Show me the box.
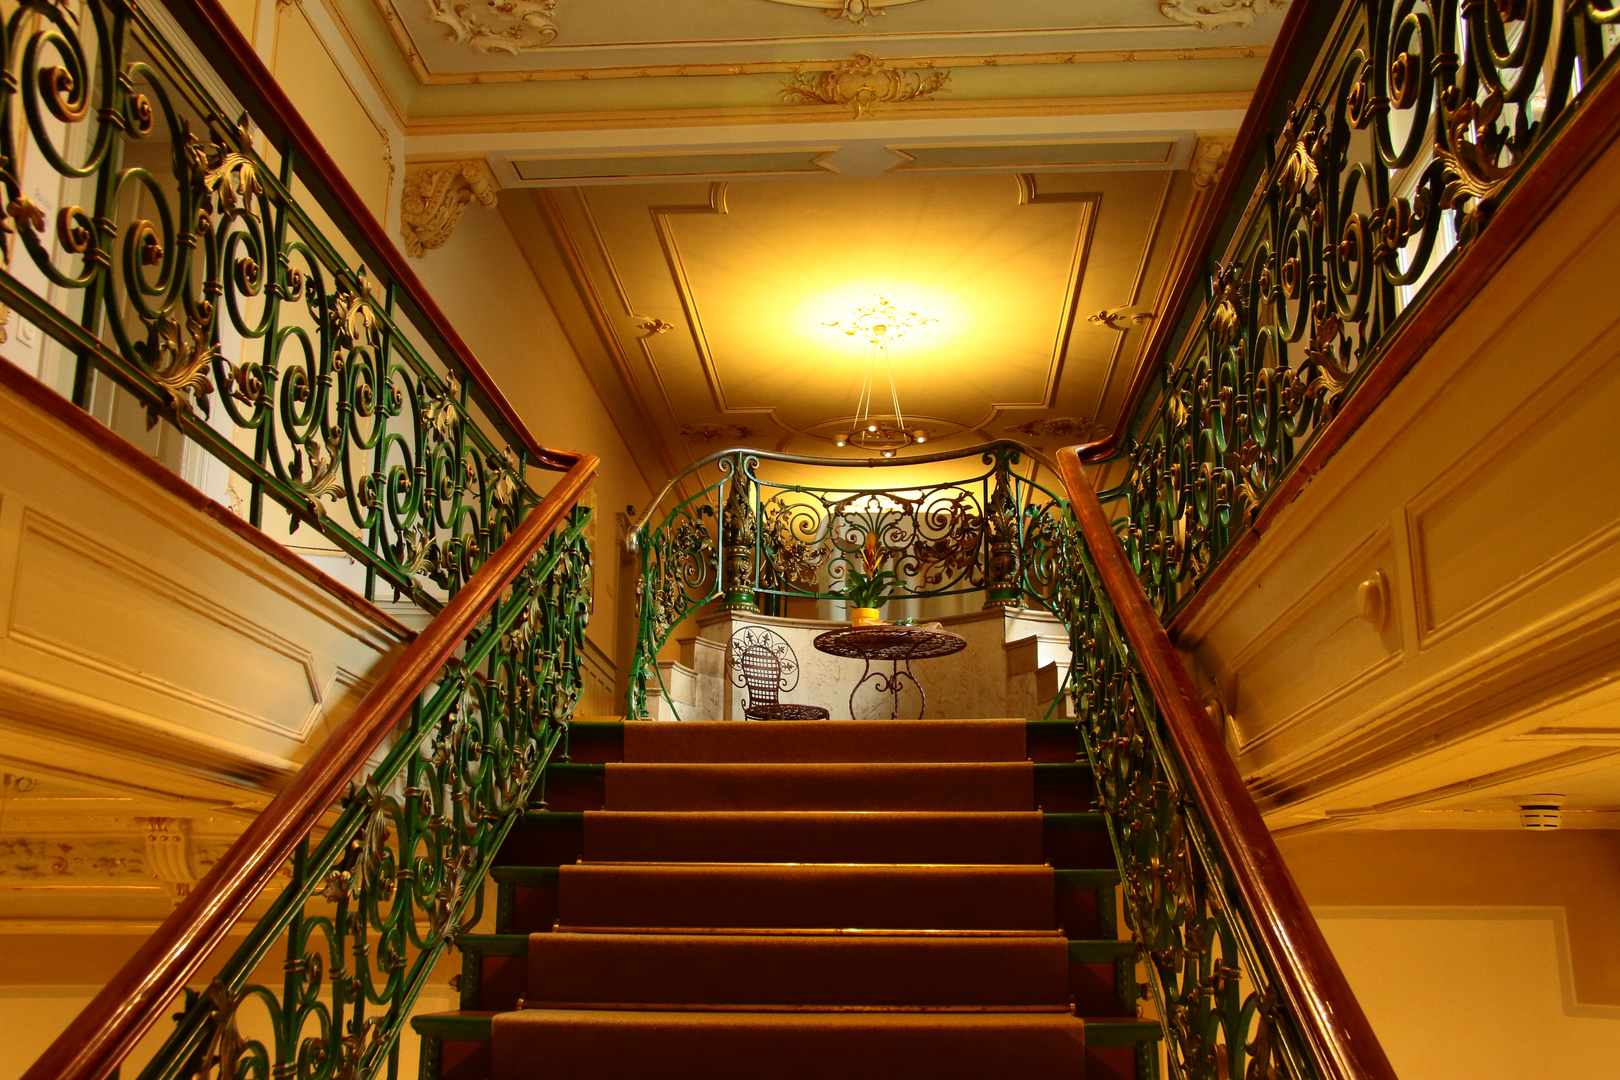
[812,625,967,721]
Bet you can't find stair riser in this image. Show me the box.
[585,812,1043,865]
[559,721,1085,767]
[624,720,1031,764]
[491,1012,1088,1080]
[604,763,1034,812]
[525,935,1070,1008]
[558,866,1055,932]
[498,816,1110,874]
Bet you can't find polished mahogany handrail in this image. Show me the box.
[153,0,574,472]
[22,455,599,1080]
[1075,0,1326,464]
[1056,445,1396,1080]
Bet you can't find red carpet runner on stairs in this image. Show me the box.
[413,719,1161,1080]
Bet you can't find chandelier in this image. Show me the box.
[825,294,933,457]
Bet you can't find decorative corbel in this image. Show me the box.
[144,817,199,906]
[1191,133,1236,189]
[399,159,501,258]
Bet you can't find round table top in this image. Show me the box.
[812,624,968,661]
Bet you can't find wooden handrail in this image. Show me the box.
[153,0,576,473]
[1075,0,1329,464]
[22,455,598,1080]
[1055,446,1396,1080]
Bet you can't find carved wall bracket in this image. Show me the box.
[781,53,950,117]
[1190,133,1235,189]
[426,0,558,54]
[400,160,501,258]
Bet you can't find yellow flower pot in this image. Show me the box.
[850,607,882,627]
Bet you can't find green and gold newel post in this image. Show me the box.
[720,453,760,612]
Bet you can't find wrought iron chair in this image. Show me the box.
[727,626,829,721]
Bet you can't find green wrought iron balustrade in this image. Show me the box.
[1104,0,1619,618]
[0,0,558,610]
[148,506,592,1080]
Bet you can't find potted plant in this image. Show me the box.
[841,533,899,626]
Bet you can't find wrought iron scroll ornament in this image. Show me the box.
[0,0,538,613]
[1109,0,1619,618]
[162,509,592,1080]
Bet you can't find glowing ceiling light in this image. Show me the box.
[828,294,932,458]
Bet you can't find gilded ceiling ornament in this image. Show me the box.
[399,159,500,258]
[1159,0,1287,30]
[1088,305,1155,332]
[1005,417,1103,441]
[781,53,950,118]
[680,423,762,443]
[426,0,558,55]
[759,0,927,25]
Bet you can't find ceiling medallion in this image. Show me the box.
[781,53,951,118]
[760,0,927,25]
[1159,0,1288,30]
[826,295,934,457]
[426,0,558,55]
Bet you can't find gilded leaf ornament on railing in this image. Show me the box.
[1109,0,1619,618]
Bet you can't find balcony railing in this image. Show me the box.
[1084,0,1620,622]
[4,1,601,1079]
[626,440,1397,1080]
[626,442,1055,720]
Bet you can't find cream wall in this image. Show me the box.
[408,201,652,661]
[1314,912,1620,1080]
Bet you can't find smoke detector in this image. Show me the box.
[1518,794,1566,830]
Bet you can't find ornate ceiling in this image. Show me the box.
[326,0,1282,133]
[503,159,1226,476]
[326,0,1291,482]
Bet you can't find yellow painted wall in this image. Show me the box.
[1280,829,1620,1076]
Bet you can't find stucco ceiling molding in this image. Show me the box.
[780,52,950,118]
[761,0,927,25]
[424,0,558,55]
[398,91,1258,136]
[1160,0,1289,30]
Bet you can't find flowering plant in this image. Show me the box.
[840,533,900,608]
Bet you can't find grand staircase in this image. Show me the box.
[413,718,1162,1079]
